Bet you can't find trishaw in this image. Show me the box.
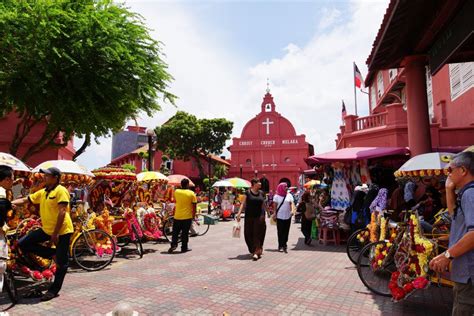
[355,152,455,301]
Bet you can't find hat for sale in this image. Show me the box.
[39,167,61,178]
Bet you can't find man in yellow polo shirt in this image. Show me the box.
[168,178,197,253]
[13,167,73,301]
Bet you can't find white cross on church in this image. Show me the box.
[262,118,274,135]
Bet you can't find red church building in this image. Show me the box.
[228,89,314,189]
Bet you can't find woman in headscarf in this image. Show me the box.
[369,188,388,214]
[300,191,316,245]
[236,179,267,261]
[272,182,295,253]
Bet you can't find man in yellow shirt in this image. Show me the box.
[168,178,197,253]
[13,167,74,301]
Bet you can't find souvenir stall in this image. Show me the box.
[304,147,410,243]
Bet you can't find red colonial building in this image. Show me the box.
[336,0,474,154]
[0,112,75,167]
[228,89,314,189]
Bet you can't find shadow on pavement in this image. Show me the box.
[228,254,252,261]
[290,237,346,253]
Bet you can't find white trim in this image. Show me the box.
[377,71,384,98]
[389,68,398,82]
[449,62,474,101]
[425,66,434,120]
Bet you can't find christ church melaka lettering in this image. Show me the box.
[282,139,299,144]
[260,140,275,146]
[239,141,253,146]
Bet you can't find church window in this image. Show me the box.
[246,159,251,165]
[284,157,291,163]
[265,103,272,112]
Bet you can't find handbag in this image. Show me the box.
[232,222,241,238]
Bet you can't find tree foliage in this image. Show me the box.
[154,111,233,178]
[0,0,175,160]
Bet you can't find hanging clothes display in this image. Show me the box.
[359,160,372,184]
[330,163,351,210]
[350,161,362,186]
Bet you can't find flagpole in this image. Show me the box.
[353,61,358,116]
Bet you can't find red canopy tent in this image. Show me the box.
[305,147,409,166]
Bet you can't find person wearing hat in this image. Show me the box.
[12,167,74,301]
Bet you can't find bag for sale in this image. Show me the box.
[232,222,241,238]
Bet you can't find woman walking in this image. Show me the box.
[236,179,267,261]
[272,183,295,253]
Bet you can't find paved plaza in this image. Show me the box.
[1,220,453,315]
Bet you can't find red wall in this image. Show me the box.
[0,112,75,167]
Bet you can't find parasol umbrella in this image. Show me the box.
[394,152,454,178]
[33,160,94,176]
[168,174,195,187]
[212,180,233,188]
[137,171,168,183]
[463,145,474,152]
[225,177,251,188]
[304,180,320,188]
[0,152,31,172]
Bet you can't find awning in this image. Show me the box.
[305,147,409,166]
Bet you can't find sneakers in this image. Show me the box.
[283,247,288,254]
[168,246,177,254]
[252,254,259,261]
[181,248,192,253]
[278,247,284,253]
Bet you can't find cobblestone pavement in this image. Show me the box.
[1,220,453,315]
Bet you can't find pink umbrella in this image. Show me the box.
[167,174,195,187]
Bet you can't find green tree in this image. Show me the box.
[121,163,136,173]
[213,163,228,179]
[154,111,233,179]
[0,0,176,161]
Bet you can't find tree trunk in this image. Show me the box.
[9,113,39,157]
[21,130,63,162]
[193,154,207,179]
[72,134,91,161]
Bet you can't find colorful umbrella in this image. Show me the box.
[33,160,94,177]
[225,177,251,188]
[304,180,320,188]
[136,171,168,183]
[167,174,195,187]
[0,152,31,172]
[212,180,233,188]
[394,152,453,178]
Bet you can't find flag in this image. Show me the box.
[342,100,347,123]
[354,63,364,88]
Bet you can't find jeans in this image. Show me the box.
[171,219,192,250]
[277,218,291,249]
[19,229,72,295]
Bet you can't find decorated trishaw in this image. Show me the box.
[90,166,144,258]
[355,152,454,301]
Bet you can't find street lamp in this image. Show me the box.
[146,128,155,171]
[239,164,243,178]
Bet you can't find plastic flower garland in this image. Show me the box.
[389,214,435,302]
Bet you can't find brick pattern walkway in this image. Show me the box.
[0,220,453,315]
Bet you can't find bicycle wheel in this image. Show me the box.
[346,228,369,265]
[4,271,18,304]
[163,218,181,243]
[72,229,116,272]
[131,224,144,259]
[357,241,396,297]
[192,214,210,236]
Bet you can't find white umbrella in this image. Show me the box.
[33,160,94,177]
[0,152,31,172]
[394,152,453,177]
[212,180,233,188]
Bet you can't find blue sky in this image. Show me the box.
[77,0,389,169]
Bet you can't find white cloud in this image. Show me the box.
[77,0,389,170]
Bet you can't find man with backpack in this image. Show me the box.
[429,151,474,315]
